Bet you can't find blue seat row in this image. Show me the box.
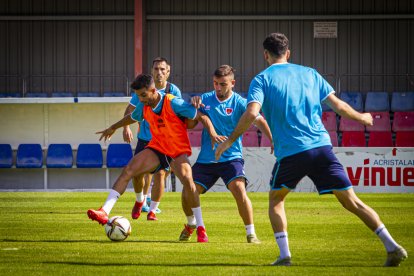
[0,143,133,169]
[0,92,127,98]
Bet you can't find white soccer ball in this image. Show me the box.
[104,216,131,241]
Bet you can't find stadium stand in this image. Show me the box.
[260,134,273,147]
[366,112,391,132]
[328,131,339,147]
[340,92,364,111]
[191,121,204,131]
[368,131,394,147]
[51,92,73,97]
[16,144,43,168]
[46,144,73,168]
[106,143,133,168]
[392,112,414,131]
[0,144,13,168]
[0,92,21,98]
[103,92,125,97]
[339,117,365,131]
[365,92,390,111]
[391,92,414,112]
[25,92,48,98]
[77,92,101,97]
[188,130,202,147]
[322,111,337,131]
[341,131,366,147]
[321,103,333,112]
[76,144,103,168]
[242,131,259,147]
[395,131,414,147]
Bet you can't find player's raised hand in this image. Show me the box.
[96,127,116,142]
[210,135,228,149]
[191,96,205,109]
[215,140,232,160]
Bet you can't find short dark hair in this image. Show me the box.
[213,65,235,79]
[152,57,170,67]
[130,74,154,90]
[263,33,289,58]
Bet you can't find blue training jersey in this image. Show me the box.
[130,83,182,141]
[247,62,334,160]
[197,91,247,163]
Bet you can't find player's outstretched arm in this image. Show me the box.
[254,116,274,154]
[195,112,227,149]
[215,102,261,160]
[324,94,373,126]
[96,114,136,142]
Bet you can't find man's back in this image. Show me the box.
[248,63,333,160]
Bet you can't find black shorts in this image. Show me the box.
[134,139,149,155]
[146,147,172,174]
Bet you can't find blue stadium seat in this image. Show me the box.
[77,92,100,97]
[76,144,103,168]
[107,144,133,168]
[25,92,49,98]
[103,92,125,97]
[16,144,43,168]
[340,92,363,112]
[46,144,73,168]
[0,92,21,98]
[391,92,414,112]
[322,103,333,111]
[0,144,13,168]
[365,92,389,111]
[51,92,73,97]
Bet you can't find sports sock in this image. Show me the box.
[274,232,291,259]
[186,215,196,226]
[143,194,148,206]
[102,189,120,215]
[375,224,399,252]
[191,207,205,228]
[135,192,144,203]
[149,201,160,213]
[245,224,256,236]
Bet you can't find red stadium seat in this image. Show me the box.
[339,117,365,131]
[366,112,391,132]
[188,130,202,147]
[392,112,414,132]
[192,121,204,130]
[395,131,414,147]
[261,134,273,147]
[368,132,393,147]
[328,131,339,147]
[341,131,366,147]
[242,131,259,147]
[322,112,337,131]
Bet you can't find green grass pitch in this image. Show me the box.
[0,192,412,275]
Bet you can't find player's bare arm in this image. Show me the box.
[254,116,274,154]
[195,111,227,149]
[122,103,136,143]
[325,94,373,126]
[96,114,137,142]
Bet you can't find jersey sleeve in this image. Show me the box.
[247,75,265,107]
[129,93,139,107]
[130,101,144,122]
[171,97,197,119]
[170,84,182,98]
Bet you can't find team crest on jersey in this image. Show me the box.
[225,107,233,115]
[205,105,211,111]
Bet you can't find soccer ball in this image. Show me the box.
[104,216,131,241]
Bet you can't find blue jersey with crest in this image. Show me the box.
[197,91,248,163]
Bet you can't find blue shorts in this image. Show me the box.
[192,158,247,193]
[270,145,352,194]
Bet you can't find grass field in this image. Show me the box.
[0,192,413,275]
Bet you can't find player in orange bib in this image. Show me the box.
[87,74,226,242]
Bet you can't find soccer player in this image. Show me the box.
[88,74,224,242]
[179,65,273,244]
[215,33,407,266]
[123,57,181,221]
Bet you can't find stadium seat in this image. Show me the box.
[242,131,259,147]
[46,144,73,168]
[364,92,389,111]
[260,134,273,147]
[341,131,366,147]
[107,144,133,168]
[391,92,414,112]
[395,131,414,147]
[366,112,391,132]
[392,112,414,131]
[25,92,48,98]
[322,112,337,131]
[103,92,125,97]
[368,132,393,147]
[0,144,13,168]
[51,92,73,97]
[77,92,100,97]
[340,92,364,112]
[190,121,204,131]
[328,131,339,147]
[76,144,103,168]
[322,102,333,112]
[0,92,21,98]
[188,130,202,147]
[16,144,43,168]
[339,117,365,131]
